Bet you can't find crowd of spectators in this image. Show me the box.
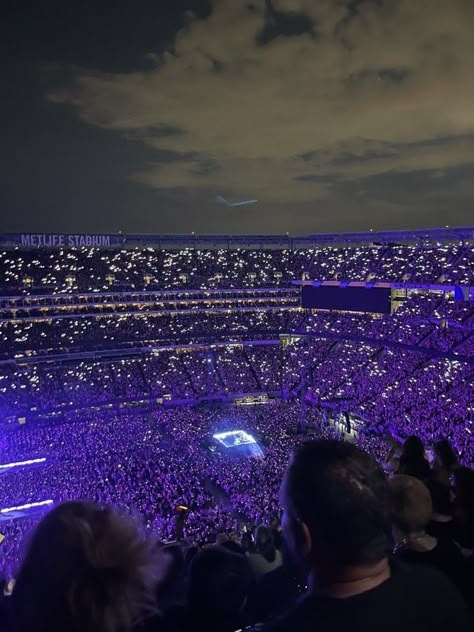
[1,292,472,364]
[1,302,473,464]
[0,309,296,355]
[0,242,472,294]
[0,241,473,630]
[0,402,373,577]
[1,433,473,631]
[286,339,474,465]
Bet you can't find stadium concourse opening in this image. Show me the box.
[0,227,473,586]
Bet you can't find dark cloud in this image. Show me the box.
[257,0,315,45]
[1,0,474,233]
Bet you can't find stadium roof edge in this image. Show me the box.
[0,226,473,249]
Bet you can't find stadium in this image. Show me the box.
[1,227,473,582]
[4,0,474,624]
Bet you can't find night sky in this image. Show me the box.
[2,0,474,235]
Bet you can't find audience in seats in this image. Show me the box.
[1,435,473,631]
[1,243,472,295]
[1,240,474,630]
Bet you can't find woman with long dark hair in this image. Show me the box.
[396,436,431,482]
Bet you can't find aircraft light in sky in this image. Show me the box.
[216,195,258,207]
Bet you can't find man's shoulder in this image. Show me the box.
[253,562,472,632]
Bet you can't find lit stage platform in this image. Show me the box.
[213,430,263,458]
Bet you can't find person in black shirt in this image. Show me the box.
[426,479,456,542]
[181,545,253,632]
[251,558,306,622]
[257,440,471,632]
[390,475,468,598]
[452,467,474,553]
[432,439,459,486]
[269,516,283,551]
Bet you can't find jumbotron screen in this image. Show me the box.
[301,285,391,314]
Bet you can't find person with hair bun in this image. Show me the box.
[8,501,160,632]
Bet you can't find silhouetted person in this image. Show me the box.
[8,501,159,632]
[179,545,253,632]
[259,440,471,632]
[390,475,468,603]
[433,439,458,486]
[426,479,455,542]
[452,467,474,554]
[249,526,283,578]
[397,435,431,482]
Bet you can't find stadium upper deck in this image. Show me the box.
[0,228,473,296]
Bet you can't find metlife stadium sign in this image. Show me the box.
[0,233,125,248]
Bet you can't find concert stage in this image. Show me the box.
[212,430,263,458]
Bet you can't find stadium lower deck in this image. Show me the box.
[1,229,473,576]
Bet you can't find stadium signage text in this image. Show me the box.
[20,234,112,248]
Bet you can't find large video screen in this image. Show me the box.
[301,285,391,314]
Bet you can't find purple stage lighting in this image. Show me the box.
[0,500,54,515]
[0,457,47,471]
[213,430,257,448]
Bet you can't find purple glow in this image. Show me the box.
[0,238,473,579]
